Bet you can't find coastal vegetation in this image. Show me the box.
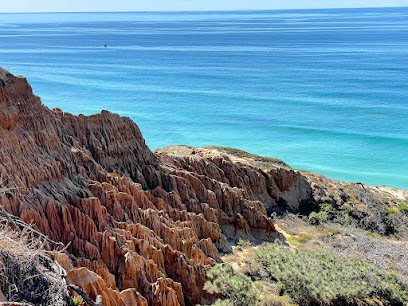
[304,195,408,236]
[205,242,408,306]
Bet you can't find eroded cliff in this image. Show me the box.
[0,68,309,306]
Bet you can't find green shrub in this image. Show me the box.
[306,198,407,236]
[249,242,408,305]
[204,264,263,306]
[205,243,408,306]
[204,263,295,306]
[398,202,408,214]
[307,203,334,225]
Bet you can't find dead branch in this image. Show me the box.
[44,242,72,255]
[0,209,65,248]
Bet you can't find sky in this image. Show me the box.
[1,0,408,13]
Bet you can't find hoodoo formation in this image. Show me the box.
[0,67,407,306]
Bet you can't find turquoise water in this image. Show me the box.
[1,8,407,189]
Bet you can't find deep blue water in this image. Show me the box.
[1,8,407,189]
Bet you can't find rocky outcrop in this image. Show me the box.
[0,68,307,306]
[156,146,312,231]
[1,67,407,305]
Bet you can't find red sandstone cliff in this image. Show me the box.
[0,68,313,306]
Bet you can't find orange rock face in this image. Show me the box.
[0,68,311,305]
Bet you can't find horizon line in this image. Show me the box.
[0,5,407,14]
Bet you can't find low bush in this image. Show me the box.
[307,203,334,225]
[205,242,408,306]
[204,264,264,306]
[306,197,407,236]
[250,242,408,306]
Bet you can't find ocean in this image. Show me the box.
[0,8,407,189]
